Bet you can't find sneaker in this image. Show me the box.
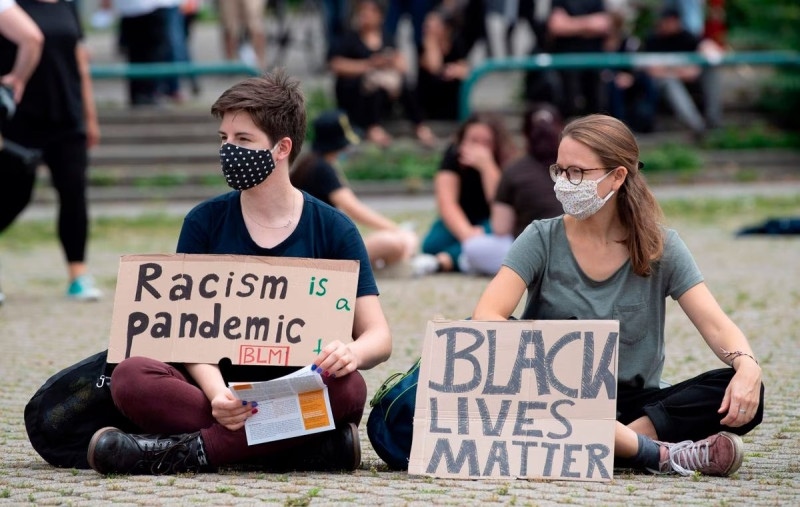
[653,431,744,477]
[410,254,440,277]
[67,274,103,301]
[87,427,212,475]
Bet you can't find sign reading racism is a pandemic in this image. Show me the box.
[107,254,358,367]
[408,320,619,482]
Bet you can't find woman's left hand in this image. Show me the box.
[313,340,360,378]
[718,360,762,427]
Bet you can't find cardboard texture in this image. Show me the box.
[108,254,358,366]
[408,320,619,482]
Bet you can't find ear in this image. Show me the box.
[271,137,293,163]
[611,165,628,191]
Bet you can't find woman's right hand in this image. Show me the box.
[210,391,257,431]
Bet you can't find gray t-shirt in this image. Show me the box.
[503,217,703,390]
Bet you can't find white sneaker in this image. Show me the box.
[410,254,440,277]
[66,274,103,301]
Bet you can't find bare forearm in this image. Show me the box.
[329,57,372,78]
[185,363,229,401]
[76,45,96,124]
[440,202,475,241]
[0,6,43,98]
[349,328,391,370]
[334,189,397,230]
[479,164,502,203]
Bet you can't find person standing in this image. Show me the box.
[0,0,103,302]
[0,0,43,306]
[546,0,611,116]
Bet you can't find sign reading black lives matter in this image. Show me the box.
[108,254,359,367]
[408,320,619,482]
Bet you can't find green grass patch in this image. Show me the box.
[341,144,440,181]
[0,213,183,252]
[641,143,702,173]
[704,123,800,150]
[660,194,800,222]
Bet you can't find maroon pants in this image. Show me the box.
[110,357,367,466]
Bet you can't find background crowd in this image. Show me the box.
[0,0,769,302]
[83,0,729,139]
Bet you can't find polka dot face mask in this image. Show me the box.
[219,143,277,190]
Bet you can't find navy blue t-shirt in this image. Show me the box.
[176,190,378,382]
[177,190,377,298]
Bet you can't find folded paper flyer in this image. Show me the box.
[229,365,335,445]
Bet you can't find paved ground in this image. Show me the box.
[1,190,799,506]
[1,13,799,507]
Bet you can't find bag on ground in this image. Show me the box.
[366,359,420,470]
[24,350,138,469]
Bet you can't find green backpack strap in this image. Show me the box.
[369,358,421,408]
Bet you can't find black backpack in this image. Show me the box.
[24,350,139,469]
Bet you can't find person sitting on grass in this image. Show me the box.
[291,110,418,273]
[86,71,392,475]
[472,114,763,477]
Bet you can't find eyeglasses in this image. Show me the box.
[549,164,617,185]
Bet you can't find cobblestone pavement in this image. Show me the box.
[1,198,799,506]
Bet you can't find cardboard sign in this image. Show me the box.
[108,254,359,366]
[408,320,619,482]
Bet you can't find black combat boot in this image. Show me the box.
[87,426,214,475]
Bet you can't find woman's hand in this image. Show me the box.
[210,391,258,431]
[458,142,494,172]
[718,360,762,427]
[313,340,361,378]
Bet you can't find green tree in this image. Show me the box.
[727,0,800,128]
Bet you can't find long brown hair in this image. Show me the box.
[562,115,664,276]
[455,113,517,168]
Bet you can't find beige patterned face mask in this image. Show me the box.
[553,170,615,220]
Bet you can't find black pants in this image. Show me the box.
[617,368,765,443]
[335,78,424,130]
[119,8,171,106]
[0,129,89,264]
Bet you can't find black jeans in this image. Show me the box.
[0,129,89,263]
[119,8,171,106]
[617,368,765,443]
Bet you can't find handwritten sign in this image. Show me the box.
[408,320,619,482]
[107,254,358,366]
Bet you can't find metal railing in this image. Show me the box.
[90,61,261,80]
[459,50,800,120]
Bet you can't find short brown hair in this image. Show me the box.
[211,70,306,164]
[562,115,665,276]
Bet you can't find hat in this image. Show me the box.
[312,110,361,154]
